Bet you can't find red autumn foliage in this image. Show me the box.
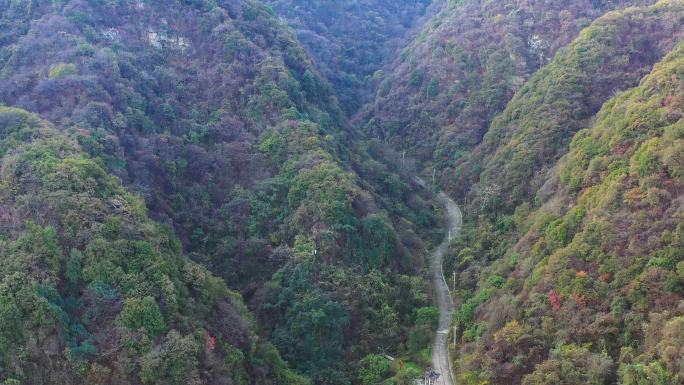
[205,331,216,351]
[548,290,561,311]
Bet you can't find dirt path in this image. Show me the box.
[429,191,461,385]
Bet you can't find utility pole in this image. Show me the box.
[402,150,405,170]
[453,271,456,292]
[432,168,436,191]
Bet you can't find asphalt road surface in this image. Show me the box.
[430,191,461,385]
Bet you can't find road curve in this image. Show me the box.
[430,191,462,385]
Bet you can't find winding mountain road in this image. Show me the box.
[427,185,462,385]
[411,178,462,385]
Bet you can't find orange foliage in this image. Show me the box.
[599,272,612,282]
[623,187,646,206]
[572,292,587,306]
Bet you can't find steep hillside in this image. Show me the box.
[263,0,439,114]
[360,0,655,168]
[0,106,306,385]
[7,0,684,384]
[0,1,441,384]
[428,2,684,384]
[457,0,684,212]
[449,38,684,385]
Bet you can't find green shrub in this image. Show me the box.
[139,330,199,385]
[48,63,77,79]
[631,138,662,178]
[415,306,439,329]
[359,354,389,385]
[117,296,166,337]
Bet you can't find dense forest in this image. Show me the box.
[0,1,441,384]
[360,0,657,171]
[2,0,684,384]
[262,0,438,114]
[0,105,307,384]
[434,2,684,384]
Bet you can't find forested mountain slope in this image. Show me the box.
[0,1,442,384]
[457,1,684,213]
[4,0,684,384]
[360,0,656,169]
[449,37,684,385]
[263,0,439,114]
[0,106,307,385]
[354,0,684,384]
[411,1,684,384]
